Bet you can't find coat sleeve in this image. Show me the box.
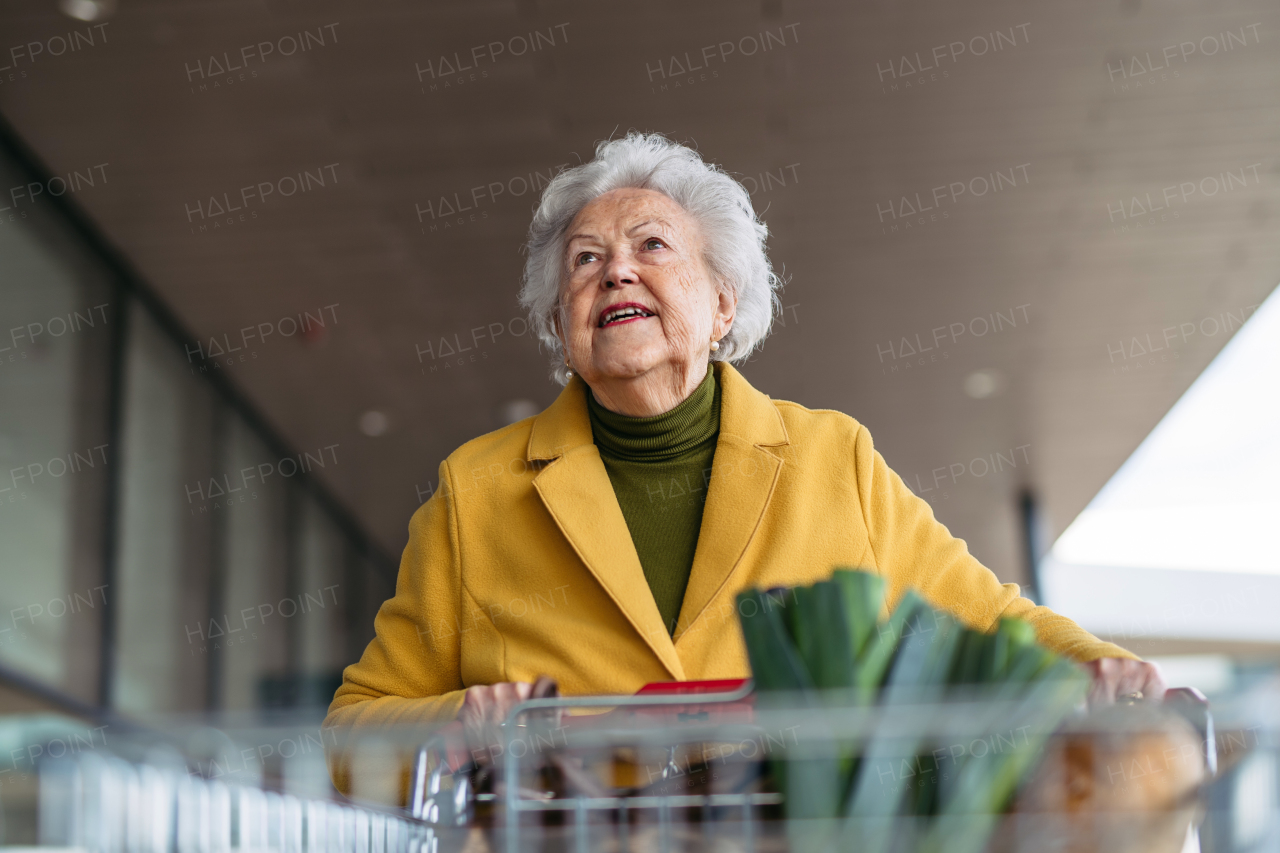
[323,460,470,796]
[852,424,1137,663]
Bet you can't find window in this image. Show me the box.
[1044,285,1280,645]
[114,304,217,713]
[0,138,393,718]
[0,166,112,704]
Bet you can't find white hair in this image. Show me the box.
[519,132,781,385]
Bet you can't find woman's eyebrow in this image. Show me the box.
[626,218,671,236]
[566,218,671,246]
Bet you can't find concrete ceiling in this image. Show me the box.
[1,0,1277,590]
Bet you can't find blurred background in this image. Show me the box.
[0,0,1277,806]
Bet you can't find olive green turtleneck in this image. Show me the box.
[587,366,721,636]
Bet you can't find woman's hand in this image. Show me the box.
[459,682,533,759]
[1082,657,1166,705]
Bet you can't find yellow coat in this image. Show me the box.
[325,362,1133,788]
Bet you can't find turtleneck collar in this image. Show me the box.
[586,365,720,463]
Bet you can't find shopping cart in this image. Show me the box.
[23,679,1273,853]
[404,678,1239,853]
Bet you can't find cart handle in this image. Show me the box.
[1164,686,1216,777]
[500,678,756,728]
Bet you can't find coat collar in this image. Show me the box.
[528,361,788,458]
[527,363,788,675]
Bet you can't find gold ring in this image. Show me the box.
[1118,691,1144,704]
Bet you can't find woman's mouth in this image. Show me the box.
[598,303,656,328]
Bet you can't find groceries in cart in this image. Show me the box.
[737,569,1208,852]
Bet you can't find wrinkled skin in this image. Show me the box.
[555,187,736,417]
[459,681,531,763]
[1083,657,1167,705]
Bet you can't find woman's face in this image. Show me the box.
[558,188,735,392]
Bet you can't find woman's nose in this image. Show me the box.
[602,253,638,289]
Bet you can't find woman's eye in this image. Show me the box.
[643,238,666,250]
[575,252,598,266]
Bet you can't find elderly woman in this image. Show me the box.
[325,133,1161,791]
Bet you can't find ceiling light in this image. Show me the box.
[59,0,115,22]
[359,410,389,437]
[963,369,1004,399]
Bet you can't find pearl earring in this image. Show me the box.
[710,340,720,352]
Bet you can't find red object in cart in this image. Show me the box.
[618,678,756,724]
[634,678,750,696]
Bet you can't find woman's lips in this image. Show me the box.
[597,302,657,327]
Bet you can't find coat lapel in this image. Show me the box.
[673,363,788,645]
[525,364,788,675]
[528,377,685,680]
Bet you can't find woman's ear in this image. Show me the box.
[713,286,737,341]
[551,310,566,350]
